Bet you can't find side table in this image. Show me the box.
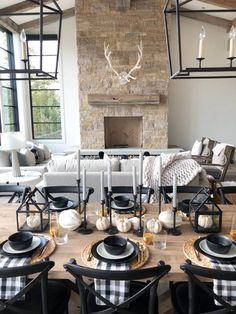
[0,171,42,189]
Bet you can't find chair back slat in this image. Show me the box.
[0,184,30,203]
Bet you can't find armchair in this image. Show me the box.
[202,144,235,182]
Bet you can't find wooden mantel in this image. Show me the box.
[88,94,160,106]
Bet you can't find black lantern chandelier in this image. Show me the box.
[0,0,62,80]
[164,0,236,79]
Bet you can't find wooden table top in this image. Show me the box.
[0,203,235,282]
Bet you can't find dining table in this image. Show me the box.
[0,203,235,282]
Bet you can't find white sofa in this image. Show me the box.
[37,156,209,202]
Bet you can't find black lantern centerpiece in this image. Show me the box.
[16,188,50,233]
[189,187,222,233]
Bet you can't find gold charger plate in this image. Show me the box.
[183,238,210,268]
[82,238,149,269]
[31,234,56,264]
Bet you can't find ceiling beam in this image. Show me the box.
[19,8,75,30]
[180,10,231,29]
[200,1,236,9]
[0,0,58,15]
[0,17,20,33]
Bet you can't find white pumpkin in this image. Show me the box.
[116,218,131,233]
[129,217,142,230]
[96,216,109,231]
[59,209,82,230]
[26,214,41,229]
[158,209,182,229]
[198,215,213,228]
[146,218,162,234]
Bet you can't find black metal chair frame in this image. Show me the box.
[160,186,211,204]
[217,186,236,204]
[64,259,171,314]
[0,184,30,203]
[0,260,54,314]
[42,185,94,204]
[104,186,154,204]
[179,260,236,314]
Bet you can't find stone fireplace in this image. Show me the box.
[104,116,143,148]
[75,0,169,149]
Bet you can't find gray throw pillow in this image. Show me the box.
[0,150,11,167]
[9,151,28,166]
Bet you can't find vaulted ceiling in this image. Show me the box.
[0,0,235,34]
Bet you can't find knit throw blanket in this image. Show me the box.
[143,151,203,203]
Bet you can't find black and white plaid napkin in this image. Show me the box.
[0,255,30,300]
[210,259,236,306]
[94,261,130,306]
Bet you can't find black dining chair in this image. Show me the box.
[64,258,171,314]
[160,186,211,204]
[0,259,70,314]
[42,185,94,205]
[0,184,30,203]
[104,186,154,205]
[217,185,236,204]
[171,260,236,314]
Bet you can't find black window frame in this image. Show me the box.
[0,26,19,132]
[27,34,62,140]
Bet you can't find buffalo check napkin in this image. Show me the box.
[95,261,130,306]
[0,255,30,300]
[210,259,236,306]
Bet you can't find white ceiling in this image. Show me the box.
[0,0,75,25]
[183,0,236,21]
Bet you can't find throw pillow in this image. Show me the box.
[9,151,28,166]
[212,144,227,165]
[38,144,51,160]
[20,148,36,166]
[0,150,11,167]
[191,140,202,156]
[31,146,45,163]
[120,159,139,172]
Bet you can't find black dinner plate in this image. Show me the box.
[194,237,236,262]
[49,200,77,212]
[0,236,46,258]
[111,200,134,212]
[91,239,138,264]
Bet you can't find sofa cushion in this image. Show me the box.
[48,156,120,173]
[120,159,139,172]
[0,150,11,167]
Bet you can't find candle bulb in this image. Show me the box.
[77,150,80,180]
[229,26,236,58]
[107,162,112,192]
[173,174,177,208]
[20,29,27,61]
[132,165,137,195]
[138,151,143,185]
[158,156,162,187]
[82,168,86,201]
[198,26,206,59]
[100,170,104,201]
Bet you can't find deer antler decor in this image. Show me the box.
[104,41,143,85]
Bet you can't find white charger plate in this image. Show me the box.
[199,239,236,259]
[50,200,74,211]
[3,236,41,254]
[97,241,134,260]
[111,200,134,210]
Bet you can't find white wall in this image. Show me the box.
[168,17,236,151]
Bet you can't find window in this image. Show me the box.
[28,35,62,139]
[0,26,19,132]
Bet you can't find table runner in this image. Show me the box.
[94,261,130,306]
[210,260,236,306]
[0,255,30,300]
